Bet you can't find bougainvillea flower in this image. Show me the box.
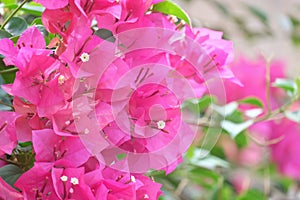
[32,129,91,167]
[8,55,66,117]
[14,162,59,199]
[13,97,49,141]
[52,167,95,199]
[0,26,50,69]
[0,111,18,155]
[224,55,286,109]
[269,120,300,179]
[0,0,240,198]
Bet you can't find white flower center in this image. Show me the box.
[58,75,65,85]
[80,52,90,62]
[131,175,136,182]
[69,188,74,193]
[60,175,68,182]
[144,194,149,199]
[70,177,79,185]
[157,120,166,130]
[84,128,90,134]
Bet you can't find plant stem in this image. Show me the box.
[0,67,18,74]
[0,0,29,30]
[265,57,272,114]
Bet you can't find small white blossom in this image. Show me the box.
[80,52,90,62]
[131,175,136,182]
[157,120,166,130]
[60,175,68,182]
[70,177,79,185]
[84,128,90,134]
[58,75,65,85]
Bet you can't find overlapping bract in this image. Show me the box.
[0,0,236,199]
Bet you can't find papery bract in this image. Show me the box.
[32,129,91,167]
[0,111,18,155]
[0,176,23,200]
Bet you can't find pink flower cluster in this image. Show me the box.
[0,0,236,199]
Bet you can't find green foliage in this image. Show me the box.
[152,0,191,25]
[0,30,12,39]
[0,164,22,189]
[221,120,253,138]
[94,28,116,42]
[237,189,265,200]
[4,17,28,36]
[273,78,297,96]
[238,97,264,108]
[1,2,45,17]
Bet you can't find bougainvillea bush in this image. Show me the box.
[0,0,300,199]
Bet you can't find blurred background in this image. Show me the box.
[174,0,300,76]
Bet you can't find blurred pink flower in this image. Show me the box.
[224,55,286,109]
[269,120,300,179]
[0,112,18,155]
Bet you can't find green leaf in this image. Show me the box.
[116,153,126,161]
[0,59,16,83]
[94,28,116,42]
[285,110,300,123]
[209,183,236,200]
[152,0,191,25]
[221,120,254,138]
[244,108,263,118]
[4,17,28,36]
[190,149,229,170]
[234,131,248,148]
[0,164,23,189]
[211,102,238,117]
[1,2,45,17]
[9,36,19,44]
[18,141,32,148]
[187,167,220,189]
[36,25,49,37]
[245,5,268,25]
[238,97,264,108]
[1,0,17,5]
[182,95,215,114]
[31,17,43,25]
[237,189,265,200]
[273,78,297,95]
[0,30,12,39]
[21,3,45,16]
[295,77,300,96]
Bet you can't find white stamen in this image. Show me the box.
[157,120,166,130]
[70,177,79,185]
[80,52,90,62]
[58,75,65,85]
[131,175,136,183]
[144,194,149,199]
[65,120,70,125]
[69,188,74,193]
[84,128,90,134]
[60,175,68,182]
